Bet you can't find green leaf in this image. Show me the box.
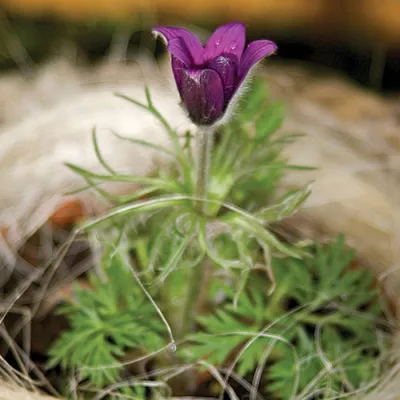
[255,185,312,222]
[65,162,181,193]
[111,129,177,159]
[226,213,304,259]
[92,126,118,175]
[254,102,285,143]
[47,243,165,389]
[184,235,387,399]
[154,217,198,283]
[79,195,191,232]
[114,89,191,184]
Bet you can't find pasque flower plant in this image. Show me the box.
[151,23,279,339]
[153,22,277,126]
[47,21,388,400]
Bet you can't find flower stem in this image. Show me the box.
[179,128,214,339]
[180,254,207,339]
[195,128,214,214]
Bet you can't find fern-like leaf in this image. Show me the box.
[184,235,388,399]
[47,244,165,389]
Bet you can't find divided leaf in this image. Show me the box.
[184,235,387,399]
[47,244,165,389]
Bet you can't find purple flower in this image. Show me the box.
[153,22,277,126]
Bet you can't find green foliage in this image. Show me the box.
[67,82,310,289]
[211,82,309,212]
[47,244,165,389]
[48,80,389,400]
[184,235,388,399]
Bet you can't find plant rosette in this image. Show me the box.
[5,22,393,400]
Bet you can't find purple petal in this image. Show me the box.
[171,57,186,93]
[239,40,277,82]
[168,37,192,66]
[180,69,224,125]
[204,22,246,62]
[152,26,204,65]
[208,55,238,104]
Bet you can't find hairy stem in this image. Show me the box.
[195,128,214,214]
[180,254,207,339]
[180,128,214,339]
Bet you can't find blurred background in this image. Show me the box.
[1,3,400,398]
[0,0,399,92]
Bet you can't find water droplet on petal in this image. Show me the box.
[215,40,220,47]
[231,42,237,50]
